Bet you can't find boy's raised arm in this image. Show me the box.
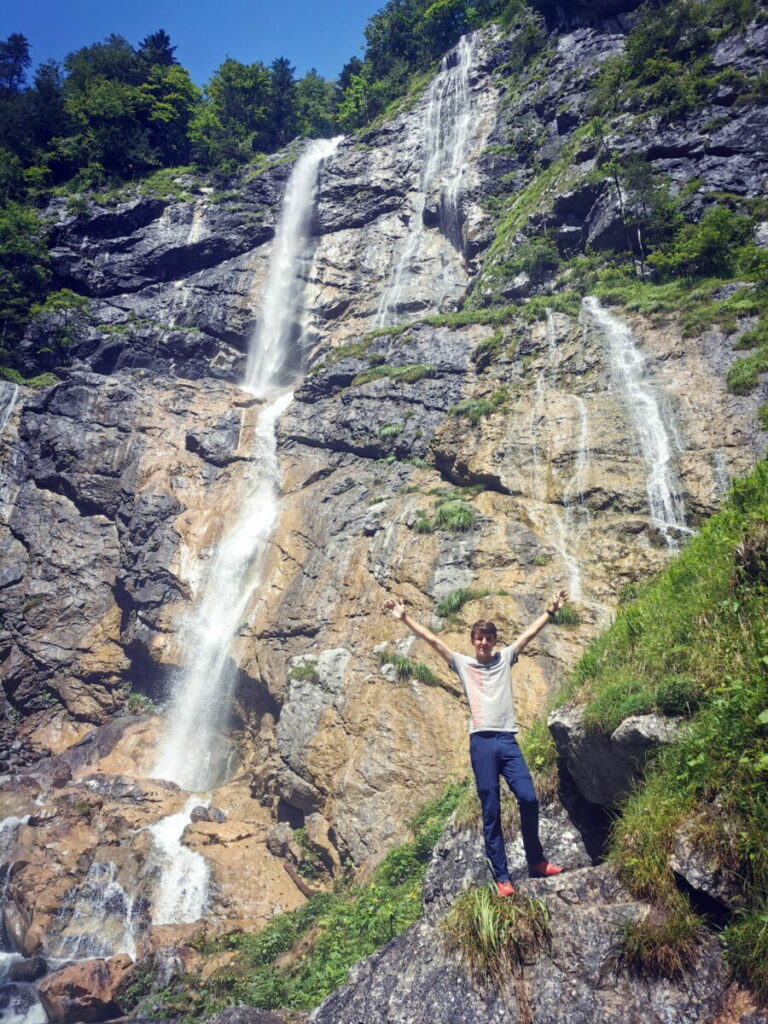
[511,588,568,655]
[385,598,454,667]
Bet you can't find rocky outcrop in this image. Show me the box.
[547,705,681,806]
[309,805,743,1024]
[36,953,133,1023]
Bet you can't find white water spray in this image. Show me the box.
[244,137,342,391]
[583,296,689,546]
[147,797,211,925]
[376,35,476,325]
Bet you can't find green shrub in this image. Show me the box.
[433,500,476,532]
[650,205,752,280]
[412,516,433,533]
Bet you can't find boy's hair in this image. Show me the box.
[470,619,498,641]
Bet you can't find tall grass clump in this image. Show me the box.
[442,885,550,989]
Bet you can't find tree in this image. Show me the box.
[269,57,297,148]
[190,58,271,167]
[30,289,91,366]
[0,34,31,94]
[0,202,51,362]
[295,69,336,138]
[140,63,200,165]
[29,59,67,152]
[138,29,178,66]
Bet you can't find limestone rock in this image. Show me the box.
[36,953,133,1023]
[548,705,680,807]
[311,848,730,1024]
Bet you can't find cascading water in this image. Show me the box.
[0,818,45,1024]
[244,138,343,391]
[147,137,341,927]
[46,861,138,960]
[583,296,689,547]
[147,797,212,926]
[0,384,18,436]
[376,35,476,326]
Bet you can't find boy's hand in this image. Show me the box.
[548,589,568,613]
[385,598,406,620]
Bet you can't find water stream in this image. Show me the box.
[0,384,18,437]
[147,137,341,927]
[376,35,476,325]
[583,296,689,546]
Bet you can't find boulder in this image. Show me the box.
[548,705,681,807]
[37,954,133,1023]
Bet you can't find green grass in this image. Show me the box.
[435,588,493,618]
[551,605,581,627]
[432,500,476,533]
[557,460,768,996]
[375,647,443,687]
[0,367,59,390]
[351,363,436,387]
[289,663,320,684]
[449,389,508,425]
[441,885,550,989]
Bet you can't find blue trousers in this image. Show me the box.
[469,731,544,882]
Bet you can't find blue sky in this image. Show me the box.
[3,0,384,86]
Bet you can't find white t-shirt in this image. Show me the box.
[450,645,519,734]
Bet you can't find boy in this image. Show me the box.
[385,589,568,896]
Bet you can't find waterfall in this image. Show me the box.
[0,383,19,436]
[583,296,689,547]
[150,391,291,791]
[244,137,342,391]
[147,137,338,928]
[45,861,138,960]
[376,35,476,326]
[147,797,211,926]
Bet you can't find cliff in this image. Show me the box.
[0,3,766,1022]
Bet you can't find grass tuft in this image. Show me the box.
[435,587,493,618]
[442,885,550,989]
[611,894,705,981]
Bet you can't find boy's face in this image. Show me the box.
[472,630,496,662]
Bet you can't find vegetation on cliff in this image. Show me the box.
[546,460,768,995]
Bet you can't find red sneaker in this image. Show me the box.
[496,879,516,897]
[530,860,563,878]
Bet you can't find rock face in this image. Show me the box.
[547,705,681,807]
[0,8,766,1012]
[309,806,742,1024]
